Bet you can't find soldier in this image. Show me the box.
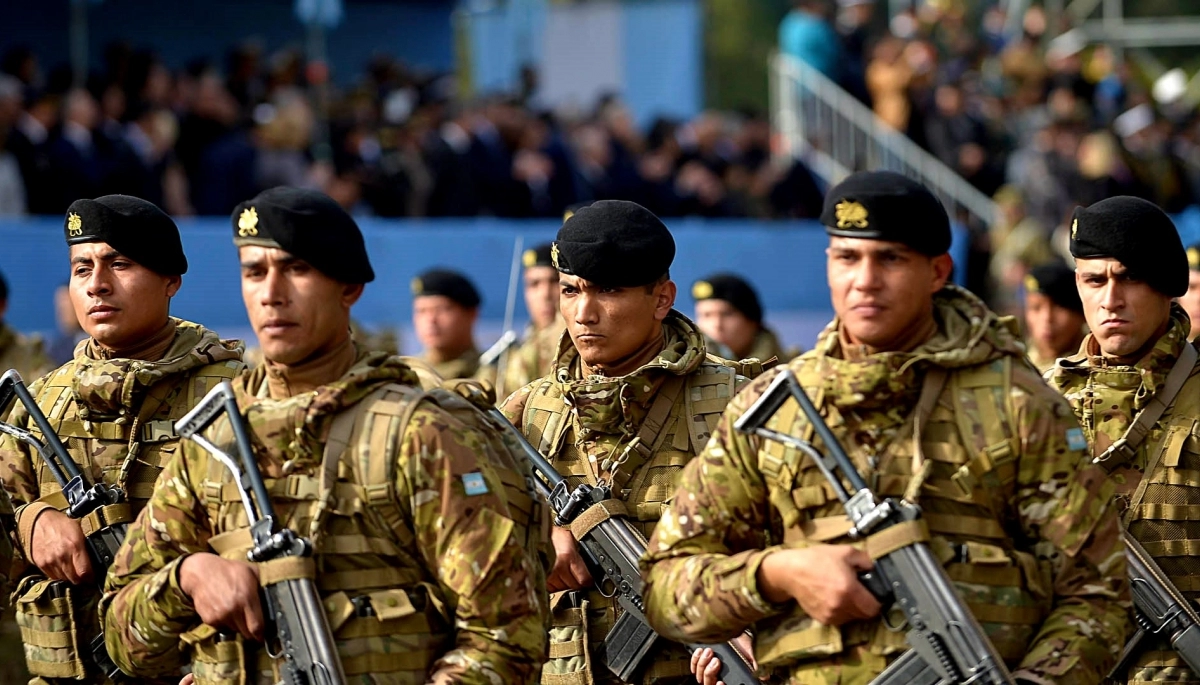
[1179,243,1200,342]
[1045,196,1200,683]
[500,242,564,397]
[0,269,53,382]
[1023,260,1086,373]
[0,195,244,684]
[412,268,495,382]
[692,273,797,363]
[102,187,549,684]
[501,200,752,685]
[642,171,1128,685]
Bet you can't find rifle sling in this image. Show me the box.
[258,555,317,587]
[1099,342,1197,472]
[567,499,630,542]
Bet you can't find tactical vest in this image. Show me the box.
[753,358,1053,681]
[521,361,743,685]
[186,381,546,685]
[15,357,242,682]
[1103,366,1200,681]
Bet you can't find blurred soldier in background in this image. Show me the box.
[692,272,796,363]
[412,267,496,383]
[0,270,52,383]
[1180,243,1200,342]
[0,195,244,684]
[1023,260,1086,373]
[501,242,564,396]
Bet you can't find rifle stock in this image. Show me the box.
[177,381,346,685]
[480,405,760,685]
[734,370,1014,685]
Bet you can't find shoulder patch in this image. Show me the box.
[462,471,489,496]
[1066,427,1087,452]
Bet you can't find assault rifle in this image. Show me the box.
[176,381,346,685]
[1109,534,1200,678]
[0,369,127,679]
[734,369,1015,685]
[478,404,759,685]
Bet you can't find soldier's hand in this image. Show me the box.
[180,675,194,685]
[548,526,593,592]
[691,633,758,685]
[758,544,881,626]
[180,553,264,641]
[30,508,94,584]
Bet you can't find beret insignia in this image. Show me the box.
[1189,247,1200,270]
[692,281,714,300]
[1071,218,1078,240]
[551,242,561,270]
[410,278,423,295]
[835,200,869,230]
[67,213,83,237]
[523,249,537,268]
[1024,274,1039,293]
[238,207,259,237]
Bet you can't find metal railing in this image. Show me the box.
[770,52,998,228]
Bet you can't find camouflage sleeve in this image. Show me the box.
[641,370,789,643]
[101,441,211,678]
[0,376,54,561]
[402,403,548,684]
[1007,373,1128,684]
[498,379,537,429]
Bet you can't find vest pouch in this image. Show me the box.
[14,575,91,680]
[542,592,592,685]
[335,586,451,678]
[753,605,844,672]
[183,626,252,685]
[944,541,1046,662]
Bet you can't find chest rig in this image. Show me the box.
[752,357,1055,680]
[187,380,542,685]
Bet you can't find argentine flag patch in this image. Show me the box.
[462,472,489,496]
[1066,428,1087,452]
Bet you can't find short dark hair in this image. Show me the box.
[643,271,670,294]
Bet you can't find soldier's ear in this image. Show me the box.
[165,275,182,298]
[340,283,364,308]
[654,280,677,321]
[930,253,953,292]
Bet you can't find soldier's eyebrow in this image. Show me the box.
[71,249,122,265]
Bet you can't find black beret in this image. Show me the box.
[692,273,764,324]
[1187,243,1200,272]
[523,242,554,269]
[412,268,481,309]
[1025,262,1082,314]
[820,171,951,256]
[1069,196,1185,297]
[65,195,187,275]
[232,187,374,284]
[553,200,674,287]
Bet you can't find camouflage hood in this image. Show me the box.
[809,285,1024,411]
[234,348,422,467]
[553,310,707,437]
[71,318,244,422]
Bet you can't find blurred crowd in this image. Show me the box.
[782,0,1200,311]
[0,42,826,221]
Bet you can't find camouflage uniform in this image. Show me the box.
[102,349,549,684]
[1047,303,1200,683]
[0,318,243,684]
[420,348,497,386]
[0,322,53,385]
[642,286,1128,685]
[704,327,798,366]
[502,322,565,397]
[1026,345,1058,376]
[501,310,749,685]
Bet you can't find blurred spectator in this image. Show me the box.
[779,0,844,82]
[0,76,27,215]
[988,185,1056,315]
[47,282,85,365]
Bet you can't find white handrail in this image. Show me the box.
[770,52,998,227]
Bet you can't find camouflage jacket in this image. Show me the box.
[420,347,497,386]
[0,318,244,561]
[706,327,799,365]
[0,322,53,387]
[502,310,747,685]
[641,286,1128,685]
[1045,304,1200,683]
[501,322,564,398]
[102,350,549,684]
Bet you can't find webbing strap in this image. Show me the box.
[610,374,686,492]
[313,404,359,546]
[1098,342,1198,469]
[903,369,948,501]
[865,519,930,560]
[567,499,628,542]
[78,502,131,538]
[257,556,316,587]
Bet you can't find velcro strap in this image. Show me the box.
[865,520,930,560]
[52,419,129,441]
[18,627,74,648]
[78,502,132,538]
[208,528,253,557]
[947,563,1023,587]
[35,490,69,510]
[924,513,1008,540]
[549,640,584,659]
[257,556,316,587]
[799,516,854,542]
[568,499,628,542]
[966,602,1043,624]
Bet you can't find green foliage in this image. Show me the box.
[704,0,790,113]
